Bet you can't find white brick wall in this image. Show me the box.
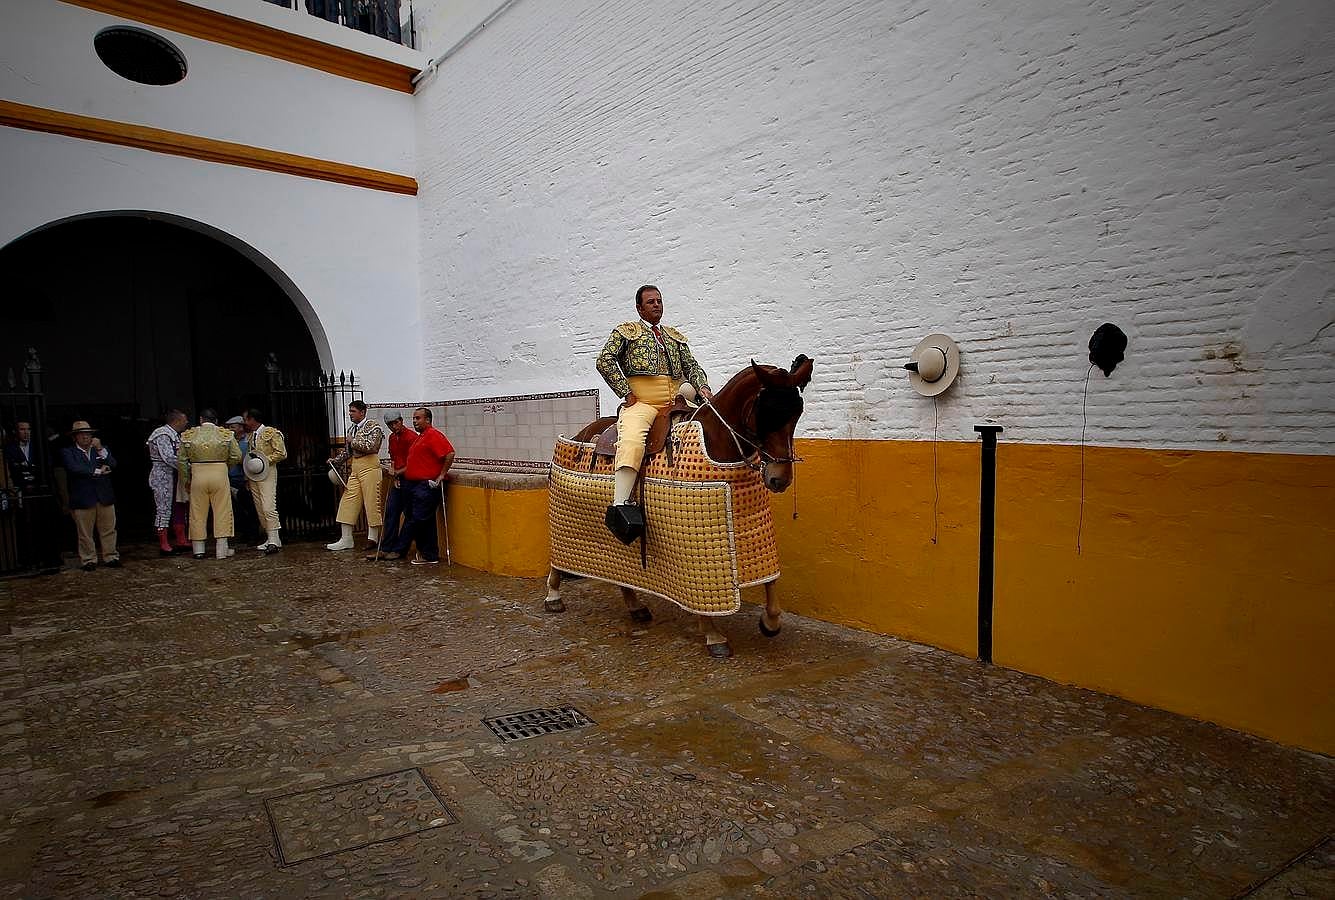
[414,0,1335,452]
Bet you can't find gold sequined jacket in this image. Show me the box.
[177,423,242,480]
[595,322,711,399]
[333,418,385,465]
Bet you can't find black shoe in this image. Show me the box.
[380,551,404,561]
[104,559,122,568]
[193,553,206,560]
[81,562,96,572]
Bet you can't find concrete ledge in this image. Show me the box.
[448,468,549,491]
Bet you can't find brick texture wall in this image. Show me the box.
[414,0,1334,452]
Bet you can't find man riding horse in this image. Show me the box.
[595,284,714,535]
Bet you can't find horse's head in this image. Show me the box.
[747,354,813,492]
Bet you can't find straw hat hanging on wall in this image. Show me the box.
[903,334,960,396]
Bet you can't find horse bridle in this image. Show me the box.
[692,393,801,471]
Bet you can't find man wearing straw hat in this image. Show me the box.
[60,420,119,571]
[326,400,385,552]
[179,409,243,560]
[242,408,287,553]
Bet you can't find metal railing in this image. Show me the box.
[265,354,363,541]
[0,350,62,578]
[262,0,415,48]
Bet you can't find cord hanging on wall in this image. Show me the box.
[1078,323,1128,553]
[904,334,959,545]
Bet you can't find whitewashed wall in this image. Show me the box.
[0,1,424,401]
[413,0,1335,452]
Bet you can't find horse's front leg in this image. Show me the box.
[760,580,782,637]
[544,567,565,613]
[621,586,652,624]
[698,615,732,658]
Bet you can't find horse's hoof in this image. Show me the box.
[759,618,782,638]
[630,607,653,624]
[707,642,733,659]
[543,598,566,613]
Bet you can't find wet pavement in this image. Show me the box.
[1,543,1331,898]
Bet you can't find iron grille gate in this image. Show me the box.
[265,354,363,542]
[0,349,61,577]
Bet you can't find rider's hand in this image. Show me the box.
[698,387,714,402]
[625,392,639,407]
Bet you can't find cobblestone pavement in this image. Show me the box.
[2,544,1332,898]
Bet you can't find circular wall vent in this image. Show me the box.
[94,27,188,86]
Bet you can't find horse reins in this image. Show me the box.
[691,394,801,471]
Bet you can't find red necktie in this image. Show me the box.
[651,325,666,351]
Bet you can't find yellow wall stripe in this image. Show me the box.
[767,439,1335,755]
[59,0,417,92]
[0,100,418,195]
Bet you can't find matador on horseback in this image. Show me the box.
[595,285,714,520]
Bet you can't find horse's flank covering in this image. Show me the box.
[549,421,781,615]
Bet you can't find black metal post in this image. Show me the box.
[974,425,1003,663]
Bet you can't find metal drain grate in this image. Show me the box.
[484,707,594,743]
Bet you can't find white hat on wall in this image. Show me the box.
[904,334,960,396]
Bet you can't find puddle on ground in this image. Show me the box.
[289,623,398,650]
[90,789,140,808]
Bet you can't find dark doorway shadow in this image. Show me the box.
[1,215,322,542]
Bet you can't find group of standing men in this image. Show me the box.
[146,409,287,561]
[325,405,456,565]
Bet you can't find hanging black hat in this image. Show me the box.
[1088,323,1127,376]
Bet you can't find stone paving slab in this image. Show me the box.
[1,543,1331,898]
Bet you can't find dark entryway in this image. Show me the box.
[0,214,323,541]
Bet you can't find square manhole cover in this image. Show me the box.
[264,768,456,866]
[483,706,595,743]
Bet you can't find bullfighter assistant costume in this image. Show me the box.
[327,415,386,551]
[145,423,189,554]
[178,421,243,559]
[247,423,288,551]
[596,321,711,507]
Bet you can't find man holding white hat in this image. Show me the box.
[326,400,385,552]
[242,408,287,553]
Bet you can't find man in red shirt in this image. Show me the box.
[367,410,418,559]
[377,407,454,564]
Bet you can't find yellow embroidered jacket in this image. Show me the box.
[249,425,288,466]
[595,322,711,399]
[177,423,242,480]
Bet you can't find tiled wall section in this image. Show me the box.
[368,390,600,470]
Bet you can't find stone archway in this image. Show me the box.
[0,211,330,537]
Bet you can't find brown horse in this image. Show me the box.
[545,354,813,657]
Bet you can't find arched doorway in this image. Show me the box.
[0,212,328,540]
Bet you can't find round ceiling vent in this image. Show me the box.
[94,26,188,86]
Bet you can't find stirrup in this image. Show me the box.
[605,503,645,545]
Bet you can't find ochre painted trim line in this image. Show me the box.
[0,100,418,196]
[59,0,417,92]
